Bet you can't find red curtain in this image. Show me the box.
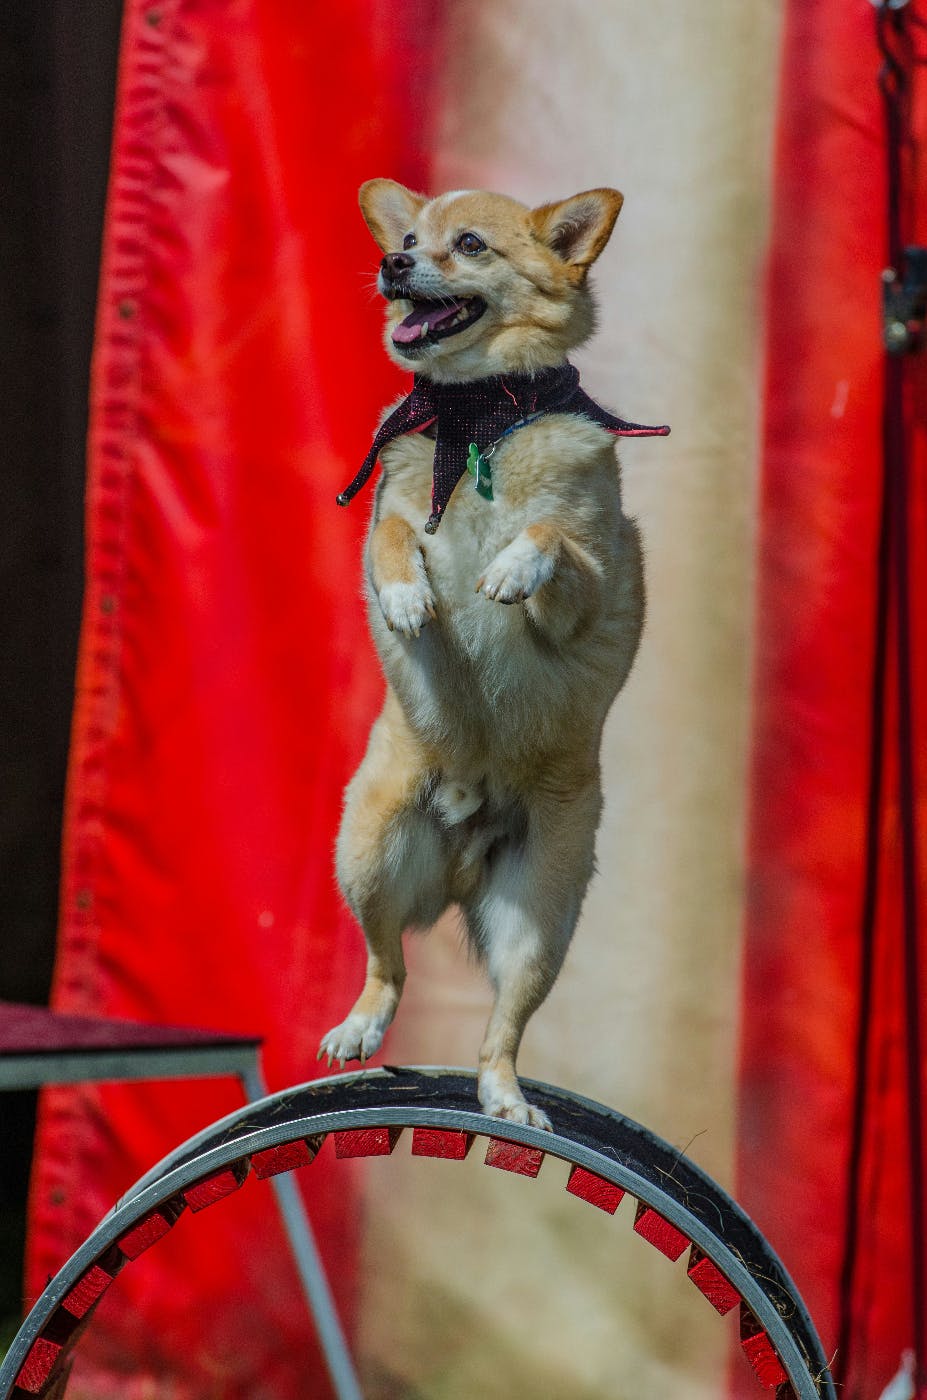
[740,1,927,1395]
[27,2,442,1394]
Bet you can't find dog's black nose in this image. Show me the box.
[382,251,415,282]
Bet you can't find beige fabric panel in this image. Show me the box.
[355,3,783,1395]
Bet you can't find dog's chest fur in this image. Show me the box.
[364,414,644,783]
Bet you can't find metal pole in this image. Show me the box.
[240,1065,364,1400]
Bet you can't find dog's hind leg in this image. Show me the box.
[319,697,448,1068]
[465,777,602,1130]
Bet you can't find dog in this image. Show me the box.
[318,180,664,1128]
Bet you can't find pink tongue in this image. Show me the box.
[392,300,463,345]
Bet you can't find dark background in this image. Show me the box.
[0,0,121,1340]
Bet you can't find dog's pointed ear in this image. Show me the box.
[359,179,427,253]
[530,189,624,280]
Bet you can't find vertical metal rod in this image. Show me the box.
[889,349,927,1393]
[240,1066,364,1400]
[836,365,893,1388]
[841,8,926,1388]
[879,4,927,1385]
[837,27,902,1385]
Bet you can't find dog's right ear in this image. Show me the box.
[530,188,624,284]
[359,179,427,253]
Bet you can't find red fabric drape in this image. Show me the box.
[740,1,927,1395]
[27,2,441,1394]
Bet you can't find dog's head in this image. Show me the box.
[359,180,623,382]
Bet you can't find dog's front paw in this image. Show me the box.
[317,1013,389,1069]
[477,537,555,605]
[378,580,436,638]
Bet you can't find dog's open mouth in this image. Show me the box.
[391,296,486,348]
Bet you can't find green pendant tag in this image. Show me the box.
[466,442,494,501]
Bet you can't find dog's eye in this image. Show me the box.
[456,231,486,256]
[402,233,417,250]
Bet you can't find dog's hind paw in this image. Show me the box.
[378,580,436,638]
[497,1100,553,1132]
[478,1070,553,1132]
[317,1013,389,1069]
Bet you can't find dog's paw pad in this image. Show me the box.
[378,580,436,637]
[478,539,555,604]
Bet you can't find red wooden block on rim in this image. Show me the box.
[484,1138,544,1177]
[60,1263,117,1320]
[251,1136,321,1179]
[334,1127,402,1158]
[741,1308,788,1389]
[687,1246,740,1315]
[15,1337,62,1394]
[411,1127,473,1160]
[566,1165,624,1214]
[117,1198,186,1260]
[633,1202,690,1261]
[183,1158,250,1212]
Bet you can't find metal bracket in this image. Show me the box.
[883,247,927,353]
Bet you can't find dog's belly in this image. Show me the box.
[390,609,573,766]
[371,546,640,781]
[368,433,644,782]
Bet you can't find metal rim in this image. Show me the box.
[1,1067,835,1398]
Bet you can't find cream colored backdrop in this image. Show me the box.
[355,4,783,1395]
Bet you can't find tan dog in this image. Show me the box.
[319,180,650,1128]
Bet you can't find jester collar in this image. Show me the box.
[337,362,669,534]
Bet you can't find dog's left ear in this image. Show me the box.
[359,178,427,253]
[530,188,624,281]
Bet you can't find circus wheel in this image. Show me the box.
[0,1068,835,1399]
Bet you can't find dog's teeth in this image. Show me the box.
[419,323,429,339]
